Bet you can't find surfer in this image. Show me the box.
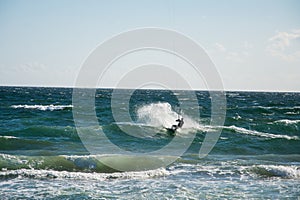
[165,115,184,134]
[171,117,184,131]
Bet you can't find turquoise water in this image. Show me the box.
[0,86,300,199]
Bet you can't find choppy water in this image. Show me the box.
[0,86,299,199]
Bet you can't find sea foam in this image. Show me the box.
[274,119,300,125]
[11,104,73,111]
[0,168,169,180]
[249,165,300,179]
[224,125,299,140]
[136,102,199,129]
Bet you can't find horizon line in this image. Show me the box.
[1,84,299,93]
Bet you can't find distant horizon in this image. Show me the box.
[1,83,299,93]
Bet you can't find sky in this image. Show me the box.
[0,0,300,91]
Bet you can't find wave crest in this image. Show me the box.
[274,119,300,125]
[224,125,299,140]
[0,168,169,180]
[136,102,198,129]
[11,104,73,111]
[249,165,300,179]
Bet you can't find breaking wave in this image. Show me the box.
[0,154,176,173]
[136,102,199,129]
[252,106,300,110]
[0,168,169,181]
[274,119,300,125]
[224,125,299,140]
[11,104,73,111]
[249,165,300,179]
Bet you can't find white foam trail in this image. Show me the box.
[285,111,299,115]
[0,168,170,180]
[0,136,18,139]
[11,104,73,111]
[274,119,300,125]
[225,125,299,140]
[136,102,199,129]
[252,106,300,110]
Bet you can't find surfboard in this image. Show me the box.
[165,127,177,135]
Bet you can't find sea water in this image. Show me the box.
[0,87,299,199]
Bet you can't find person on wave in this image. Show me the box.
[171,117,184,131]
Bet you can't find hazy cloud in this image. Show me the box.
[267,29,300,61]
[19,62,47,72]
[214,43,226,52]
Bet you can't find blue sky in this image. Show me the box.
[0,0,300,91]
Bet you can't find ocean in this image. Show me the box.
[0,86,299,199]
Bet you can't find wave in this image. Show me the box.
[1,125,79,141]
[249,165,300,179]
[274,119,300,125]
[168,162,300,179]
[195,125,299,140]
[0,135,18,139]
[136,102,199,129]
[0,168,169,181]
[0,154,176,173]
[1,153,299,181]
[223,125,299,140]
[1,162,299,181]
[285,111,300,115]
[251,106,300,110]
[11,104,73,111]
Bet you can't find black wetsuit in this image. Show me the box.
[171,118,184,130]
[177,118,184,128]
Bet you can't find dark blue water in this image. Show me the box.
[0,86,299,199]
